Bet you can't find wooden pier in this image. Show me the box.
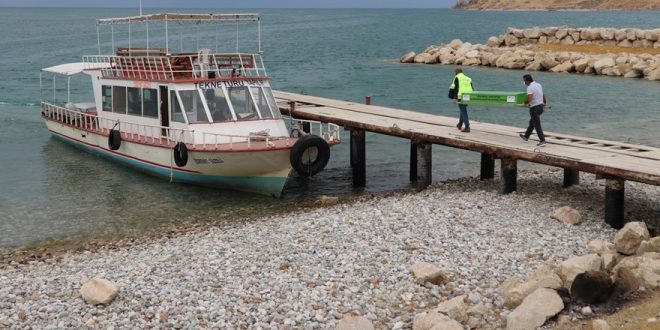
[274,91,660,229]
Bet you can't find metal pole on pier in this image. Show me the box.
[605,178,625,229]
[480,153,495,180]
[501,158,517,194]
[563,168,580,187]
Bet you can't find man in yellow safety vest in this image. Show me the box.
[448,67,474,133]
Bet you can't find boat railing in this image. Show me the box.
[82,52,267,81]
[40,102,310,150]
[286,117,342,144]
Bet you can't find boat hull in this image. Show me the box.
[45,120,292,197]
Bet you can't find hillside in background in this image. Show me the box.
[453,0,660,10]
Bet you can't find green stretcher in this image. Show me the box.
[459,91,527,106]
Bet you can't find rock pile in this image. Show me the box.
[496,221,659,329]
[496,27,660,48]
[400,27,660,81]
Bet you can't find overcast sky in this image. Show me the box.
[1,0,456,8]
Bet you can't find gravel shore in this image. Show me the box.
[1,168,658,329]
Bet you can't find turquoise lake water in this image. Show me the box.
[0,8,658,250]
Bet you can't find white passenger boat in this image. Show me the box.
[40,13,340,197]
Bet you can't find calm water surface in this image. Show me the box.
[0,8,658,251]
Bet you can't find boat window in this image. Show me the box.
[227,87,259,121]
[250,87,273,119]
[178,90,209,123]
[263,87,282,118]
[203,88,234,122]
[112,86,127,114]
[170,91,185,123]
[127,87,142,116]
[102,85,112,112]
[143,88,158,118]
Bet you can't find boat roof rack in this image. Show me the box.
[96,13,259,25]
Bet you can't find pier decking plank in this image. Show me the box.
[275,91,660,186]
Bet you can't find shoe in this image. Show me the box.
[456,123,462,130]
[537,141,547,147]
[519,133,528,141]
[461,128,470,133]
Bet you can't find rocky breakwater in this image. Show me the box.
[400,27,660,81]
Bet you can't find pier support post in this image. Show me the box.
[410,142,418,182]
[351,96,371,170]
[605,178,625,229]
[351,129,366,187]
[416,142,432,191]
[480,153,495,180]
[500,158,517,194]
[563,168,580,188]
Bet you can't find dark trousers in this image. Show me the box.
[458,103,469,128]
[524,105,545,142]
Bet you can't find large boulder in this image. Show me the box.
[487,36,501,47]
[504,34,519,46]
[645,29,660,42]
[525,60,544,71]
[627,29,640,41]
[410,262,449,285]
[587,240,615,255]
[540,57,560,70]
[507,27,524,38]
[551,206,581,223]
[618,39,633,48]
[439,52,456,65]
[80,278,119,305]
[600,29,615,40]
[555,29,568,40]
[413,53,437,64]
[602,67,622,77]
[413,312,463,330]
[612,252,660,291]
[636,237,660,254]
[455,43,473,57]
[447,39,463,50]
[433,295,468,323]
[573,58,591,73]
[465,50,480,58]
[502,265,562,309]
[614,29,628,41]
[481,53,499,66]
[647,67,660,81]
[400,52,416,63]
[560,35,575,45]
[612,267,642,298]
[559,254,602,289]
[614,222,651,255]
[593,57,616,74]
[601,253,621,272]
[523,27,542,39]
[462,57,482,66]
[506,288,564,330]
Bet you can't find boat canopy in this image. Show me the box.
[94,12,262,55]
[41,63,88,76]
[41,62,111,76]
[96,13,259,25]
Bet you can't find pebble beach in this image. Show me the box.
[1,168,658,329]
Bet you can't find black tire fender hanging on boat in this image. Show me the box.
[108,129,121,150]
[289,135,330,176]
[173,142,188,167]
